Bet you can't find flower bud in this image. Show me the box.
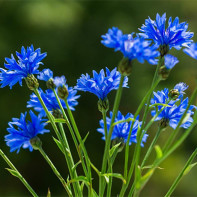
[112,137,125,153]
[98,98,109,112]
[25,74,39,90]
[169,89,180,100]
[159,118,169,129]
[46,78,56,89]
[159,44,169,57]
[158,65,170,80]
[30,136,42,150]
[118,58,132,76]
[57,86,69,100]
[52,109,63,119]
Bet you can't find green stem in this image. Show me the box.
[0,149,38,197]
[33,88,80,196]
[141,127,163,168]
[100,74,125,196]
[38,147,72,196]
[52,89,88,177]
[164,148,197,197]
[102,110,108,140]
[163,87,197,153]
[64,99,92,192]
[120,58,162,197]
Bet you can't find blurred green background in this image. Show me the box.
[0,0,197,196]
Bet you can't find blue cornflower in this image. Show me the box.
[150,85,196,129]
[54,76,66,87]
[37,68,53,81]
[174,82,188,95]
[139,13,193,51]
[0,45,47,89]
[97,111,148,146]
[5,110,49,153]
[183,43,197,59]
[75,67,128,100]
[164,55,179,70]
[101,28,159,64]
[27,87,80,117]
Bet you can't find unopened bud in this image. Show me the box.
[57,86,69,100]
[112,138,125,153]
[169,89,179,100]
[158,66,170,80]
[25,74,39,90]
[98,98,109,113]
[52,109,63,119]
[118,58,132,76]
[30,136,42,150]
[46,78,56,89]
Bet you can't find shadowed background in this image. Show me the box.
[0,0,197,196]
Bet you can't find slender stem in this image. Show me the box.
[120,58,162,197]
[64,99,93,191]
[0,149,38,197]
[100,74,125,196]
[102,110,108,140]
[106,162,113,197]
[165,148,197,197]
[38,147,72,196]
[53,89,88,177]
[33,88,80,196]
[141,127,163,168]
[163,87,197,153]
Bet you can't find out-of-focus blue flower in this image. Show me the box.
[101,27,124,51]
[97,111,148,146]
[101,28,159,64]
[150,86,196,129]
[54,76,66,87]
[75,67,128,100]
[27,87,80,117]
[37,69,53,81]
[164,55,179,69]
[0,45,47,89]
[139,13,193,50]
[5,111,49,153]
[174,82,188,95]
[183,43,197,59]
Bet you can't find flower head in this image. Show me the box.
[139,13,193,52]
[174,82,188,95]
[0,45,47,89]
[150,85,195,129]
[37,69,53,81]
[5,111,49,153]
[164,54,179,70]
[101,28,159,64]
[54,76,66,87]
[97,111,148,146]
[183,43,197,59]
[75,67,128,100]
[27,87,80,117]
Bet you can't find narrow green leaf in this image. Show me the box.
[83,132,89,144]
[112,118,135,126]
[47,188,51,197]
[102,173,126,184]
[6,168,21,178]
[149,103,170,109]
[47,118,66,124]
[72,160,82,172]
[183,162,197,176]
[68,176,90,186]
[53,137,64,154]
[109,142,121,158]
[90,162,101,176]
[135,166,142,189]
[142,165,163,170]
[141,169,154,182]
[154,145,163,159]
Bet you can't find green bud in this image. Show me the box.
[98,98,109,113]
[159,44,169,57]
[159,118,169,129]
[118,58,132,76]
[46,78,56,89]
[169,89,180,100]
[25,74,39,90]
[57,86,69,100]
[112,138,125,153]
[158,65,170,80]
[52,109,63,119]
[30,136,42,150]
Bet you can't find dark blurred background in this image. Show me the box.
[0,0,197,196]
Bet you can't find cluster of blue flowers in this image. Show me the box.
[150,83,196,129]
[1,13,197,154]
